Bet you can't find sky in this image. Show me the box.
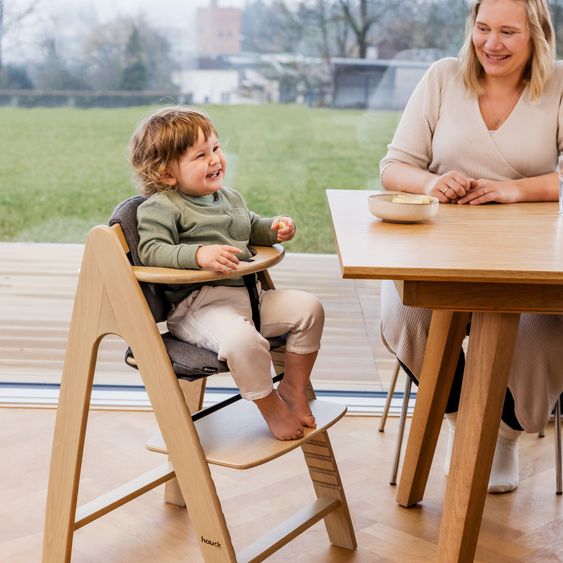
[3,0,250,63]
[64,0,247,26]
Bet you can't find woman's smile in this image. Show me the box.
[484,52,511,62]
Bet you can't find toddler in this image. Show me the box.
[130,106,324,440]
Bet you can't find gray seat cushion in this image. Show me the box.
[125,333,287,381]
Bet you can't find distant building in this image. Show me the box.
[331,58,431,110]
[172,54,325,106]
[173,55,433,109]
[172,68,240,104]
[196,0,241,57]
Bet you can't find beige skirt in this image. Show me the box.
[380,280,563,433]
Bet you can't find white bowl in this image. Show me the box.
[368,193,439,223]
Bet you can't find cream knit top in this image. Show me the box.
[380,57,563,185]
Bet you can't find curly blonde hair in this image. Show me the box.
[130,106,217,195]
[458,0,555,101]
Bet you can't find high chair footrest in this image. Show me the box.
[146,399,347,469]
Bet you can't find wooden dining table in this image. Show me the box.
[326,189,563,562]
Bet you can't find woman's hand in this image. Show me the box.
[196,245,242,273]
[426,171,474,203]
[456,179,520,205]
[272,216,296,242]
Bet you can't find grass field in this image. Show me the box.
[0,104,399,253]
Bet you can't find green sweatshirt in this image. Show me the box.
[137,187,278,303]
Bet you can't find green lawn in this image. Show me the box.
[0,104,399,253]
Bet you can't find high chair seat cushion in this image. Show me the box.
[125,332,287,381]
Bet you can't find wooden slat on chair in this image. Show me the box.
[74,462,175,530]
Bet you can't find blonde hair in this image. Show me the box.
[130,106,217,195]
[458,0,555,100]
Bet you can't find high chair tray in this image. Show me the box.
[146,398,346,469]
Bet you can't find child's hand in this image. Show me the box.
[196,245,242,274]
[272,216,296,242]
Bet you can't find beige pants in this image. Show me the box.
[167,284,324,400]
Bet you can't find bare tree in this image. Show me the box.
[0,0,40,69]
[241,0,456,61]
[312,0,354,60]
[241,0,304,54]
[34,35,89,90]
[337,0,405,58]
[83,15,174,91]
[331,4,352,57]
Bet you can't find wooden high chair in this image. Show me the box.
[42,196,356,562]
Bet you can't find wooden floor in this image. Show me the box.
[0,243,395,394]
[1,408,562,562]
[2,243,562,561]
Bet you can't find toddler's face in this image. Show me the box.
[165,128,226,197]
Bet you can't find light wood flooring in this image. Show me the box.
[1,408,561,562]
[0,243,395,395]
[1,243,562,561]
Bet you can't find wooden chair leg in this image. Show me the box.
[43,245,110,563]
[163,478,186,507]
[301,383,356,549]
[379,360,401,432]
[301,431,356,550]
[390,376,412,486]
[163,378,207,507]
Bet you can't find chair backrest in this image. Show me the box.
[109,195,171,322]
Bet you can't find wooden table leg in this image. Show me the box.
[437,311,520,562]
[397,310,469,507]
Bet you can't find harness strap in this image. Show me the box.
[243,274,261,331]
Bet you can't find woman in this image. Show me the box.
[379,0,563,493]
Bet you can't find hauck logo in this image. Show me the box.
[201,535,222,549]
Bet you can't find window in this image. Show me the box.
[0,0,478,409]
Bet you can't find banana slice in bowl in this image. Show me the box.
[368,192,439,223]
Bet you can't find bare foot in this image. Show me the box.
[254,390,304,440]
[277,380,316,429]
